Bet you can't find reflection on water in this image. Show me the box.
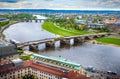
[3,22,58,43]
[39,43,120,74]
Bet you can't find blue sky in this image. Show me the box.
[0,0,120,10]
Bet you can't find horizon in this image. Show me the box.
[0,8,120,11]
[0,0,120,10]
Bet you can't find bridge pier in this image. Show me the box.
[87,36,94,40]
[94,35,101,38]
[20,19,46,23]
[39,20,41,23]
[30,20,32,22]
[93,35,99,38]
[104,34,109,37]
[35,20,38,23]
[26,20,29,22]
[29,45,38,51]
[45,42,54,48]
[60,39,70,45]
[74,37,85,43]
[84,36,92,40]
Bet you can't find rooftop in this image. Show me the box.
[31,54,81,70]
[0,60,70,78]
[35,61,69,72]
[0,40,11,47]
[11,58,22,64]
[32,54,81,66]
[115,20,120,24]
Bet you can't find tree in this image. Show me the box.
[23,74,38,79]
[0,21,9,28]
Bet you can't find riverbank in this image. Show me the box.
[0,20,19,39]
[42,21,94,36]
[89,36,120,47]
[0,21,9,29]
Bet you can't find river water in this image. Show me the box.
[3,16,120,74]
[39,43,120,74]
[3,21,57,42]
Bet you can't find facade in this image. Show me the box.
[0,60,89,79]
[103,19,117,24]
[108,24,120,33]
[0,44,17,58]
[115,20,120,25]
[0,43,19,64]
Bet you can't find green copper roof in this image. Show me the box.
[31,54,81,70]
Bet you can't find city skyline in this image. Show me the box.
[0,0,120,10]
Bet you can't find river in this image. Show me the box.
[3,21,57,43]
[39,43,120,74]
[3,16,120,74]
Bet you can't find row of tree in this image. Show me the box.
[2,13,37,20]
[23,74,38,79]
[49,15,110,32]
[53,17,88,31]
[0,21,9,29]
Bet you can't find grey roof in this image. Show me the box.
[0,42,12,47]
[11,58,23,66]
[88,23,104,26]
[11,58,22,64]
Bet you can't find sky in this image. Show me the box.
[0,0,120,10]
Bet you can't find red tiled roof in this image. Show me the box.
[0,60,29,74]
[0,60,89,79]
[68,70,90,79]
[30,62,68,77]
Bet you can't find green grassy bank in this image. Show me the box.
[0,21,9,28]
[0,20,19,29]
[42,22,93,36]
[96,36,120,46]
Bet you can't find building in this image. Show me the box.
[0,41,19,64]
[0,42,89,79]
[107,24,120,33]
[103,19,117,24]
[86,71,120,79]
[0,51,120,79]
[75,19,104,29]
[31,54,82,70]
[115,20,120,25]
[0,59,90,79]
[88,23,104,28]
[77,16,82,19]
[75,20,86,24]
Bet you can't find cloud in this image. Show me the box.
[0,0,120,10]
[96,0,120,9]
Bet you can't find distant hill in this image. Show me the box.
[0,9,120,14]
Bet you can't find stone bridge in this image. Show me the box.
[20,19,47,23]
[16,33,111,51]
